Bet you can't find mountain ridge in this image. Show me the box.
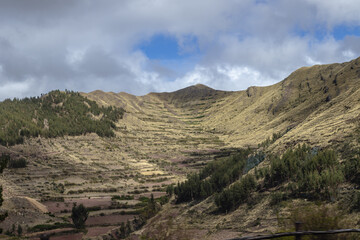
[83,56,360,149]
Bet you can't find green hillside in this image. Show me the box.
[0,90,124,146]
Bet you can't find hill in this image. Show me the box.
[84,56,360,150]
[0,57,359,239]
[0,90,124,146]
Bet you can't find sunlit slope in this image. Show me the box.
[84,57,360,149]
[200,57,360,148]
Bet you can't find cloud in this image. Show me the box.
[306,0,360,25]
[167,64,277,92]
[0,0,359,100]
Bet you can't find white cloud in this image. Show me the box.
[66,48,86,66]
[162,64,278,92]
[0,78,37,99]
[306,0,360,25]
[0,0,359,100]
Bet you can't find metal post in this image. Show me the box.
[295,222,302,240]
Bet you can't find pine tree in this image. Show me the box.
[17,225,22,236]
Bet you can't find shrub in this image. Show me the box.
[28,222,72,232]
[0,154,9,173]
[269,192,288,206]
[8,158,27,168]
[71,203,88,229]
[278,204,354,240]
[111,195,134,201]
[351,191,360,212]
[344,156,360,186]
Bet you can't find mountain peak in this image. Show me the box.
[192,83,213,89]
[153,83,229,105]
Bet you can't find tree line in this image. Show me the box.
[174,144,360,213]
[174,149,265,204]
[0,90,124,146]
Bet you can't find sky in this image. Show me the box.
[1,0,360,100]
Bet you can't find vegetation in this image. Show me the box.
[344,154,360,186]
[174,149,255,203]
[141,194,159,219]
[112,195,134,201]
[351,191,360,212]
[8,158,27,168]
[0,90,124,146]
[277,204,355,240]
[0,154,9,227]
[269,191,288,207]
[174,143,359,215]
[71,203,89,229]
[115,194,163,239]
[258,131,283,148]
[263,145,344,200]
[215,174,256,212]
[28,222,73,232]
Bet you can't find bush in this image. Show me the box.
[28,222,72,232]
[86,206,101,212]
[111,195,134,201]
[0,154,9,173]
[278,204,354,240]
[71,203,88,229]
[269,192,288,206]
[8,158,27,168]
[344,156,360,186]
[351,191,360,212]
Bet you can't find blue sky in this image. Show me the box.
[140,24,360,61]
[0,0,360,99]
[333,25,360,40]
[139,34,201,60]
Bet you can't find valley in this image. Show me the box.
[0,57,360,239]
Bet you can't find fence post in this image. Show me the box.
[295,222,302,240]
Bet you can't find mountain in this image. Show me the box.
[0,57,359,239]
[84,57,360,150]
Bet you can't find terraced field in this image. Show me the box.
[0,90,232,239]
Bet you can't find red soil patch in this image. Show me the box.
[27,229,82,240]
[85,226,116,237]
[49,233,83,240]
[86,214,135,226]
[169,155,188,163]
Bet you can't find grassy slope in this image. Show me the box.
[84,57,360,151]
